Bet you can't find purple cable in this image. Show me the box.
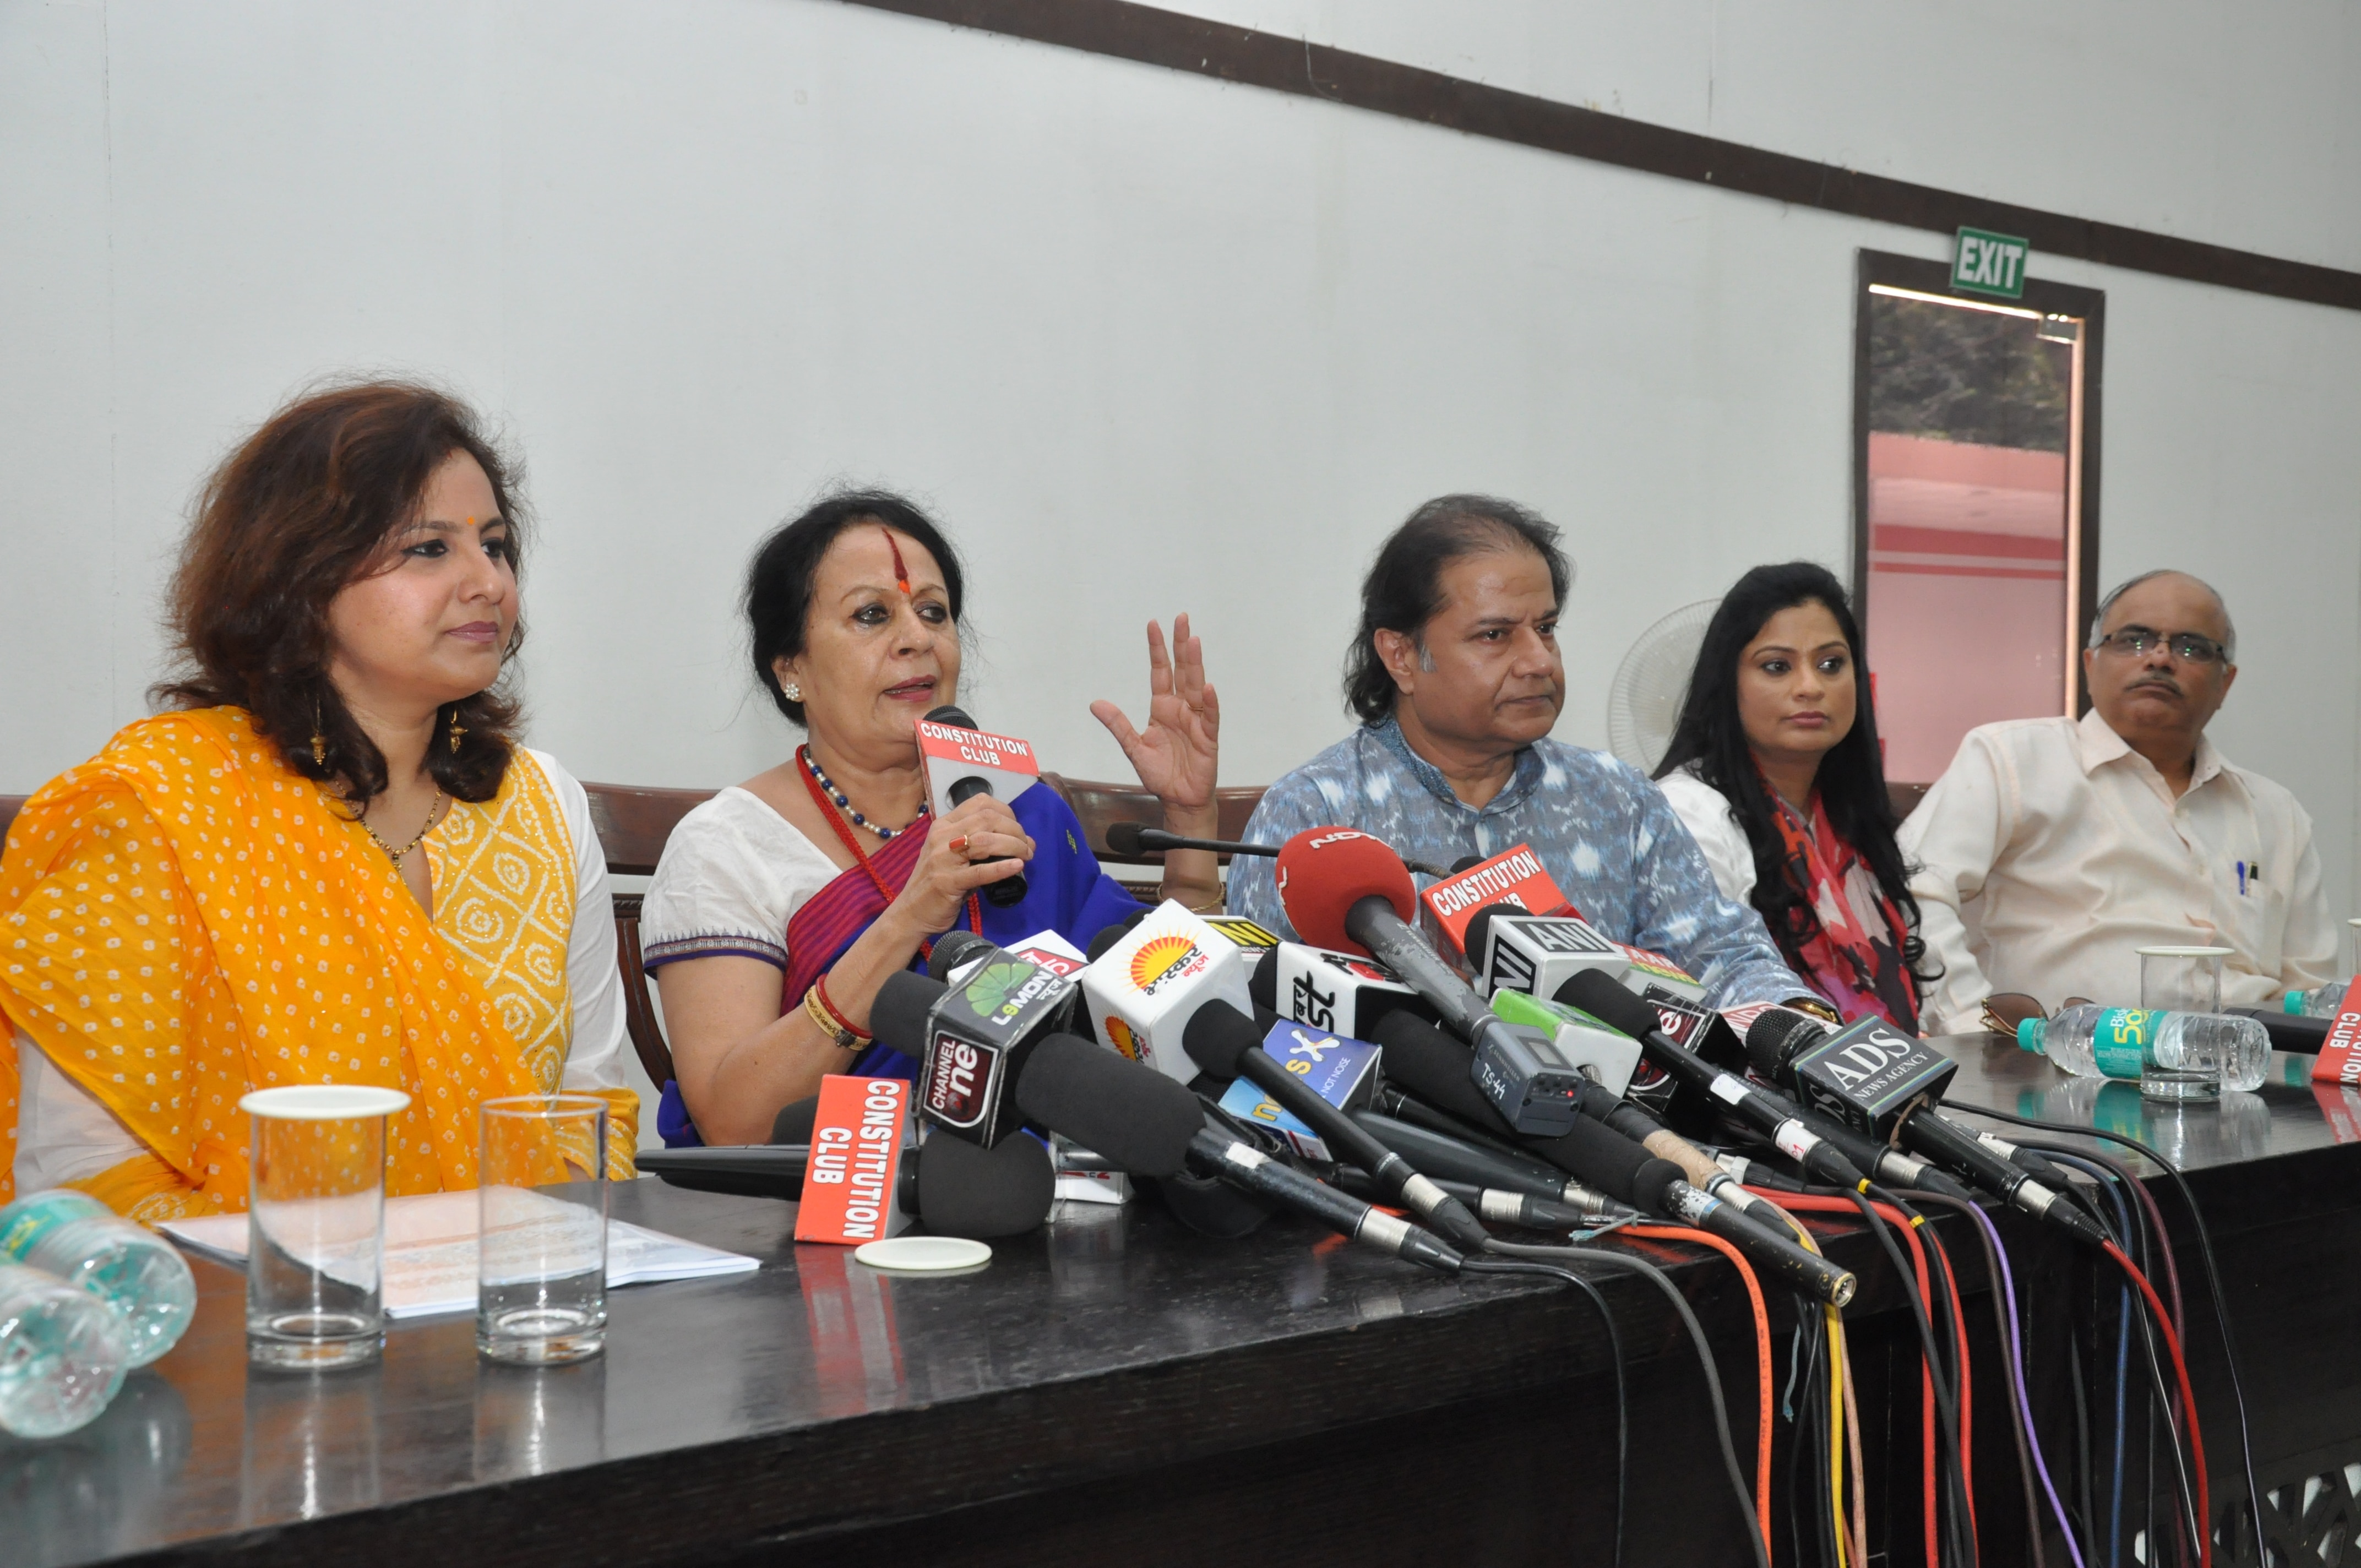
[1970,1201,2087,1568]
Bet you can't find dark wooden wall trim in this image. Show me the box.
[841,0,2361,314]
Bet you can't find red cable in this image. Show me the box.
[2105,1238,2212,1568]
[1621,1224,1775,1552]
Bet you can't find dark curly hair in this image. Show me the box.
[1652,562,1929,977]
[1343,494,1571,723]
[746,489,967,727]
[152,378,527,805]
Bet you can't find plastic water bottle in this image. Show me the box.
[0,1191,197,1367]
[2287,979,2354,1019]
[0,1263,129,1438]
[2017,1006,2269,1095]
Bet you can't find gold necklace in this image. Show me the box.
[361,791,447,863]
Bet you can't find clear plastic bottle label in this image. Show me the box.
[0,1190,107,1264]
[2092,1009,2159,1078]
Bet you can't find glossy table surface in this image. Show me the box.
[7,1036,2355,1568]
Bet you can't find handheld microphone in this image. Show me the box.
[1275,828,1588,1135]
[1372,1011,1855,1305]
[920,705,1033,907]
[1744,1009,2109,1248]
[1183,1000,1489,1249]
[873,953,1078,1147]
[1350,1111,1633,1219]
[1464,906,1630,1003]
[638,1130,1053,1240]
[1079,902,1256,1083]
[1011,1032,1465,1272]
[1332,1166,1626,1232]
[1557,971,1869,1191]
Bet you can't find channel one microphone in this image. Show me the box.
[1010,1031,1465,1272]
[1370,1010,1856,1306]
[873,947,1076,1147]
[1745,1008,2108,1248]
[918,704,1035,907]
[1555,970,1870,1192]
[1079,902,1256,1084]
[1274,827,1592,1137]
[1182,999,1489,1249]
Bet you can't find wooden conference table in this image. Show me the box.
[6,1041,2359,1568]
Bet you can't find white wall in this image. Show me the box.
[6,0,2359,915]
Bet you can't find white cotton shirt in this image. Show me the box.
[12,749,630,1194]
[1897,708,2336,1035]
[1657,765,1758,905]
[638,786,841,976]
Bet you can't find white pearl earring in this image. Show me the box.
[782,682,802,702]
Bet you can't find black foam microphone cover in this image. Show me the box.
[924,703,982,729]
[1181,999,1261,1078]
[1462,905,1504,964]
[1150,1170,1279,1238]
[1448,854,1485,875]
[1247,951,1277,1012]
[1103,820,1150,858]
[871,970,948,1054]
[927,928,995,981]
[770,1096,820,1145]
[1087,910,1148,963]
[1743,1006,1823,1077]
[1526,1114,1676,1213]
[912,1130,1055,1238]
[1553,968,1659,1038]
[1013,1033,1202,1178]
[1370,1011,1514,1135]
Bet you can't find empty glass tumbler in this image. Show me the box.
[242,1085,411,1370]
[476,1096,610,1366]
[2136,945,2235,1099]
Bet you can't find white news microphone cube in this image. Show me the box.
[1271,943,1439,1041]
[1479,914,1632,1004]
[1080,901,1254,1085]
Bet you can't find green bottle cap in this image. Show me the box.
[2286,990,2306,1015]
[2016,1017,2045,1054]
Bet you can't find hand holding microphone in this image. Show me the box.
[893,796,1036,930]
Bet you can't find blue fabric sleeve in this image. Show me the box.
[1228,777,1325,941]
[1620,769,1811,1009]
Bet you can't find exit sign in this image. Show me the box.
[1952,227,2030,299]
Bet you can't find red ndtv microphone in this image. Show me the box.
[1274,827,1417,956]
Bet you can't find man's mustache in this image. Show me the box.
[2129,675,2183,696]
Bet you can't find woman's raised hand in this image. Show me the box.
[888,793,1035,935]
[1090,614,1220,821]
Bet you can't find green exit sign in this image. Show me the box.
[1952,227,2030,299]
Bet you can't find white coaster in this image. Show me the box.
[852,1235,992,1273]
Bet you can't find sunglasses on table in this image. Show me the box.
[1978,993,2095,1036]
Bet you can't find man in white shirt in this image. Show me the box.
[1901,569,2334,1034]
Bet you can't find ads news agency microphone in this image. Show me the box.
[1744,1008,2108,1248]
[918,705,1036,908]
[1275,828,1587,1136]
[1011,1032,1464,1272]
[1080,901,1256,1084]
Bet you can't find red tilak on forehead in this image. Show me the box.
[882,526,913,597]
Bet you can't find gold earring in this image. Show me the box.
[448,708,467,754]
[782,681,803,703]
[311,699,326,767]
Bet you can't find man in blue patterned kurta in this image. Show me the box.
[1231,494,1813,1012]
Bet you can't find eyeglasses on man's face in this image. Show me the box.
[2093,625,2228,666]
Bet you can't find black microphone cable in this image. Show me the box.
[1475,1238,1772,1568]
[1944,1103,2262,1568]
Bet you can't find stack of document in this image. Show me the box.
[162,1189,759,1319]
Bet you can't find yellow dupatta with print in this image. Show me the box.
[0,707,635,1222]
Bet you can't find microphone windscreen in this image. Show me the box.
[927,929,995,981]
[1103,820,1149,857]
[770,1096,820,1145]
[871,970,948,1054]
[1554,967,1656,1038]
[1463,905,1503,963]
[1013,1033,1201,1178]
[1180,999,1261,1078]
[1370,1012,1514,1135]
[1247,953,1277,1012]
[923,704,981,730]
[1087,910,1148,963]
[1150,1170,1278,1238]
[1525,1115,1662,1210]
[914,1130,1055,1238]
[1744,1006,1824,1076]
[1449,854,1485,875]
[1630,1155,1684,1217]
[1274,827,1418,954]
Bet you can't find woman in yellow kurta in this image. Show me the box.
[0,381,637,1223]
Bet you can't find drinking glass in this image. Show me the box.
[2136,945,2232,1102]
[242,1085,410,1370]
[476,1096,608,1365]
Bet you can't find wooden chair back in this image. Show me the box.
[0,796,24,851]
[582,783,716,1091]
[1041,774,1269,902]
